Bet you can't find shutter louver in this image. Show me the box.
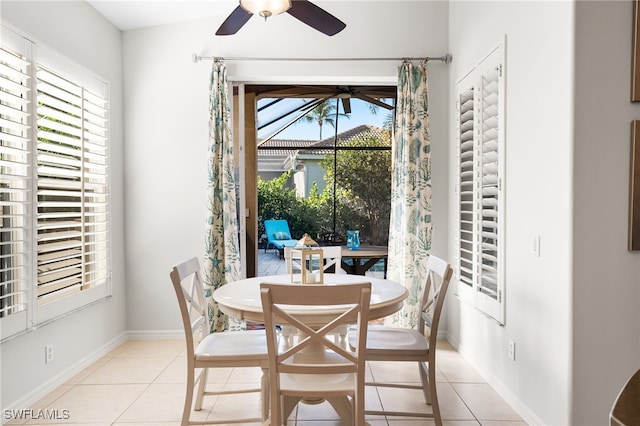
[0,46,31,322]
[36,65,109,304]
[478,66,501,300]
[82,88,109,290]
[458,87,475,289]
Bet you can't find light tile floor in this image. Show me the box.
[8,339,527,426]
[7,252,528,425]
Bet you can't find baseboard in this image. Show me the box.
[2,332,128,424]
[1,330,185,424]
[443,331,543,426]
[125,329,183,340]
[444,330,460,350]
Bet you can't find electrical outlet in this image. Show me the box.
[532,235,541,257]
[508,340,516,361]
[45,344,54,364]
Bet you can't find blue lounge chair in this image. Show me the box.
[264,219,298,255]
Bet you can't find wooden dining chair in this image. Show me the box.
[260,282,372,426]
[349,255,453,426]
[169,257,269,425]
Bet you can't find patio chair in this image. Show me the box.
[264,219,298,256]
[260,282,372,426]
[349,254,453,425]
[169,257,269,424]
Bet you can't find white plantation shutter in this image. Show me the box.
[456,41,505,324]
[457,85,475,292]
[0,42,32,337]
[475,53,504,322]
[36,64,109,304]
[1,24,110,339]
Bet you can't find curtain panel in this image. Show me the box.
[204,61,242,332]
[387,61,432,328]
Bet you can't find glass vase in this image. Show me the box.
[347,230,360,250]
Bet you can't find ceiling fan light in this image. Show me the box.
[239,0,292,19]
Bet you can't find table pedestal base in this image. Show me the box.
[282,396,353,423]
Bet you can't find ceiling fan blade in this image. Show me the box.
[354,94,395,110]
[342,97,351,114]
[216,6,252,35]
[287,0,346,36]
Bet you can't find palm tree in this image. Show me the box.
[363,98,395,132]
[369,98,395,131]
[299,100,348,140]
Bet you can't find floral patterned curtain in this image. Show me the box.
[204,60,242,332]
[386,61,432,329]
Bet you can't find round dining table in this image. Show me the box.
[213,273,407,422]
[213,273,408,326]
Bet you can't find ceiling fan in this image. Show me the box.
[216,0,346,36]
[282,85,396,114]
[331,86,395,114]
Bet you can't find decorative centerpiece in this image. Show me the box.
[290,234,324,284]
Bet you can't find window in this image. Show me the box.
[455,40,505,324]
[254,88,394,246]
[1,25,111,340]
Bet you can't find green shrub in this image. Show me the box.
[257,131,391,246]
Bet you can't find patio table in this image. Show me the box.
[340,245,388,277]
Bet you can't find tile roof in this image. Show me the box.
[257,139,318,157]
[313,125,390,148]
[258,125,389,157]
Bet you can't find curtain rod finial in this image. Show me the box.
[443,53,453,64]
[192,53,201,63]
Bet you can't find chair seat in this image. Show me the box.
[195,329,268,361]
[350,325,429,361]
[272,239,298,250]
[279,349,356,394]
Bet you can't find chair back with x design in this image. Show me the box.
[260,282,371,425]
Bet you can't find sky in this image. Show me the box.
[257,97,393,141]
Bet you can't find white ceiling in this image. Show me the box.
[86,0,237,31]
[85,0,356,31]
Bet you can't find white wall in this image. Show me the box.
[447,2,575,425]
[1,1,126,411]
[121,1,451,332]
[448,1,640,425]
[573,1,640,424]
[5,1,636,424]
